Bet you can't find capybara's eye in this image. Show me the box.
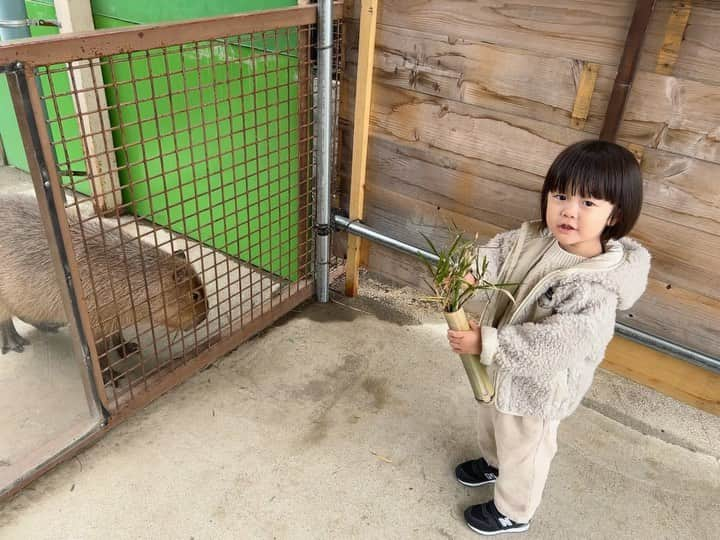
[192,292,201,302]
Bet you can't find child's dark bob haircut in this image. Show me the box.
[541,140,643,244]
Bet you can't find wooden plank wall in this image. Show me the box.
[339,0,720,359]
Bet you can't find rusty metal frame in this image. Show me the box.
[0,3,343,67]
[0,2,345,501]
[6,62,108,417]
[1,61,107,500]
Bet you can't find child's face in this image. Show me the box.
[546,192,615,257]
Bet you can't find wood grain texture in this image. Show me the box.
[346,83,720,235]
[616,277,720,358]
[655,1,693,75]
[339,0,720,360]
[344,21,720,165]
[571,63,600,129]
[344,0,720,86]
[602,335,720,416]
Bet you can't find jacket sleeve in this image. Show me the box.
[476,228,520,283]
[480,283,618,377]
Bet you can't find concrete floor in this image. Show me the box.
[0,279,718,539]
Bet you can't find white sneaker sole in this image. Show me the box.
[456,477,497,488]
[466,522,530,536]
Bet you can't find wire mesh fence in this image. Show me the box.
[4,8,344,414]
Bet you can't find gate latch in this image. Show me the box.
[0,18,61,29]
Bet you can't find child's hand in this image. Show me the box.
[447,320,482,355]
[442,272,476,288]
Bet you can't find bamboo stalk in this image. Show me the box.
[444,308,494,403]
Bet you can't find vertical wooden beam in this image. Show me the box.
[600,0,657,142]
[655,1,692,75]
[54,0,121,215]
[345,0,378,297]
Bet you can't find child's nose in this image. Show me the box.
[561,202,577,218]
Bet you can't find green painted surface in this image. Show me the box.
[0,76,28,170]
[1,1,305,280]
[104,44,301,279]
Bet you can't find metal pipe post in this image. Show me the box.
[0,0,30,41]
[315,0,333,303]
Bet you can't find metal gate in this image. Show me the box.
[0,3,343,498]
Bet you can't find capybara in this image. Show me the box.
[0,193,208,382]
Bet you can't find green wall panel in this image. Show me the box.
[0,76,28,171]
[106,44,301,279]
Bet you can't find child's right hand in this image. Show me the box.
[447,320,482,355]
[442,272,476,288]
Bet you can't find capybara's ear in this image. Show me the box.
[173,249,187,260]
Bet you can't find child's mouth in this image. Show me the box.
[559,224,576,231]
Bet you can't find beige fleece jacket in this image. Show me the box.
[474,221,651,420]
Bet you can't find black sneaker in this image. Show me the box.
[464,500,529,536]
[455,458,499,487]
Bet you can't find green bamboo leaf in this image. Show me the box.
[420,232,440,257]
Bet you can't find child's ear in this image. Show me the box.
[607,209,620,227]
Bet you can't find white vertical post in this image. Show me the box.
[54,0,120,214]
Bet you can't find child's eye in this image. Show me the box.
[583,200,597,207]
[552,193,567,201]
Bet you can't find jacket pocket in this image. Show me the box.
[549,369,571,410]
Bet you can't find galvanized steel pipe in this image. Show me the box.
[315,0,333,303]
[0,0,30,41]
[334,215,438,264]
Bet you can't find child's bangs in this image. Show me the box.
[547,153,619,204]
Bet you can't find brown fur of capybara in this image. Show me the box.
[0,193,208,356]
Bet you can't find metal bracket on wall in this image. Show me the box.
[0,60,23,75]
[0,18,61,29]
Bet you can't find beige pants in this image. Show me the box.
[476,403,560,523]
